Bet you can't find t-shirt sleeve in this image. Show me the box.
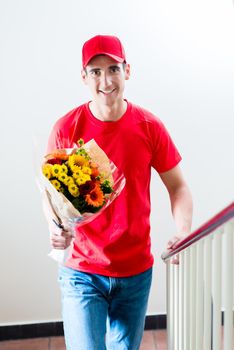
[46,107,79,153]
[151,119,182,173]
[46,121,65,153]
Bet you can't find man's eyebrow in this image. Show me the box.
[109,65,120,69]
[87,65,120,73]
[88,68,101,73]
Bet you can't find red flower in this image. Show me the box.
[79,181,96,195]
[47,158,62,165]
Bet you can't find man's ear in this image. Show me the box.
[124,63,130,81]
[81,69,87,84]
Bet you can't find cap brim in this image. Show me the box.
[103,53,125,63]
[84,52,125,67]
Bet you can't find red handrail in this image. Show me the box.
[161,202,234,262]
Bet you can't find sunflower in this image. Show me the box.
[70,165,82,173]
[72,169,84,179]
[51,164,63,177]
[61,164,68,173]
[58,173,69,183]
[64,176,75,186]
[76,174,91,186]
[85,187,105,207]
[68,154,88,169]
[42,164,52,179]
[50,179,61,190]
[68,184,79,197]
[81,166,92,175]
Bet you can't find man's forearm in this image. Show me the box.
[159,165,193,250]
[169,184,193,238]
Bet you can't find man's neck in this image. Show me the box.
[89,100,127,122]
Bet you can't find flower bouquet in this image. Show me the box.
[40,138,125,263]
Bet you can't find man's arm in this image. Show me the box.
[159,165,193,251]
[42,192,73,250]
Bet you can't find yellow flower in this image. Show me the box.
[42,164,52,179]
[68,154,88,169]
[64,176,74,186]
[61,164,68,173]
[50,179,61,190]
[68,184,79,197]
[70,164,82,173]
[51,164,63,178]
[72,169,84,179]
[81,166,92,175]
[76,174,91,185]
[58,173,69,183]
[84,174,91,182]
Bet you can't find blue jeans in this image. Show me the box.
[58,266,152,350]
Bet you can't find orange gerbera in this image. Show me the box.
[47,152,69,161]
[91,166,99,177]
[85,187,105,207]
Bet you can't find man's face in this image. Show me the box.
[81,55,130,107]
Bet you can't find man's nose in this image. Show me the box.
[100,72,112,87]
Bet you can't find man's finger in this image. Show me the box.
[170,254,180,265]
[50,233,73,249]
[61,230,74,238]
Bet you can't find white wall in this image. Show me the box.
[0,0,233,325]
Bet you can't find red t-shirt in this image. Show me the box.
[47,100,181,277]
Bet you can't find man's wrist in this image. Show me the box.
[177,231,190,239]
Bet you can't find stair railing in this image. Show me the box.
[162,202,234,350]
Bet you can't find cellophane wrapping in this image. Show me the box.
[38,139,126,264]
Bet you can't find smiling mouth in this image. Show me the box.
[99,88,116,96]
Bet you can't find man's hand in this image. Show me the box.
[50,230,73,250]
[167,232,188,251]
[159,165,193,265]
[166,233,188,264]
[49,220,73,250]
[42,190,74,250]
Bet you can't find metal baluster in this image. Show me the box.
[223,221,234,349]
[174,264,179,350]
[190,245,197,350]
[196,240,204,349]
[183,249,190,350]
[204,235,212,349]
[212,229,222,350]
[179,251,184,350]
[167,262,174,350]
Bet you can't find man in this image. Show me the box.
[46,35,193,350]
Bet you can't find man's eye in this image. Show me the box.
[90,70,100,76]
[110,67,120,73]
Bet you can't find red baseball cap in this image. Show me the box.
[82,35,126,68]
